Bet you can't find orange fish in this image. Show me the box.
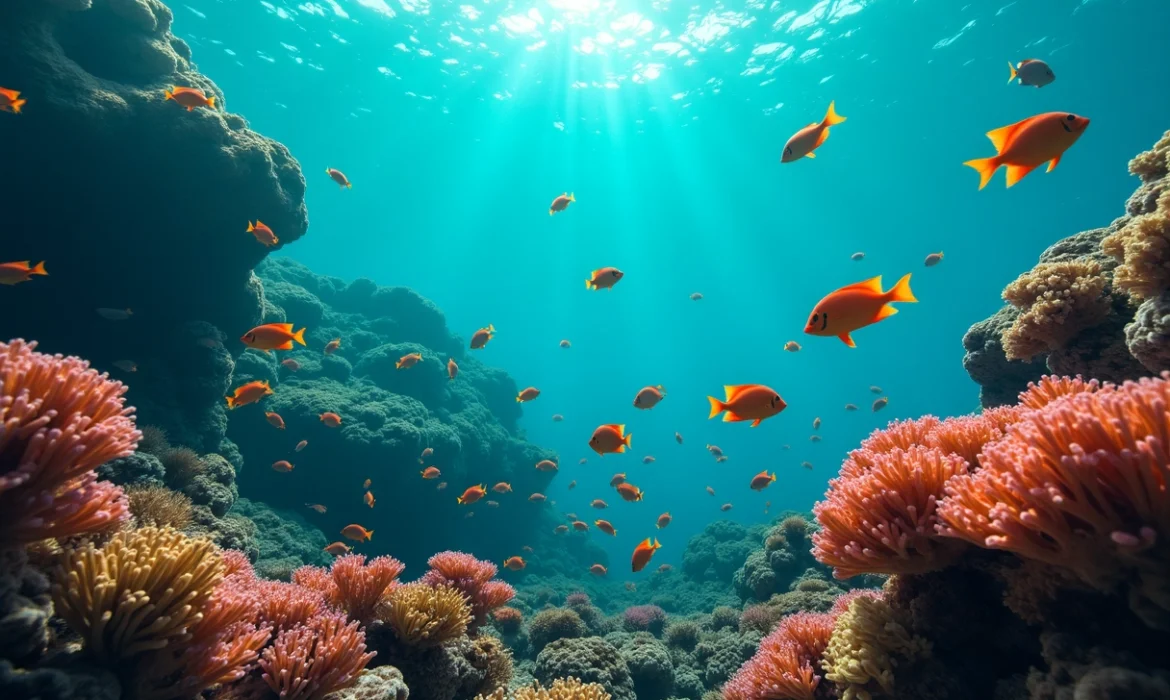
[964,112,1090,190]
[363,479,372,489]
[0,260,47,286]
[706,486,715,496]
[326,167,352,189]
[458,484,488,505]
[226,380,273,409]
[492,482,512,493]
[589,424,631,456]
[324,541,352,555]
[447,358,458,380]
[590,564,608,576]
[516,387,541,402]
[364,491,375,508]
[164,86,216,111]
[721,503,733,512]
[324,338,341,355]
[529,493,547,502]
[572,521,589,531]
[675,432,683,444]
[295,440,308,452]
[247,221,278,247]
[642,456,655,464]
[591,499,608,509]
[608,475,626,489]
[804,274,917,348]
[282,359,301,371]
[341,524,374,542]
[633,385,666,409]
[421,467,441,479]
[750,471,777,491]
[241,323,307,353]
[0,87,27,114]
[559,339,571,349]
[265,412,286,430]
[707,384,787,427]
[549,192,576,215]
[595,520,617,536]
[272,460,293,472]
[568,480,577,490]
[585,267,624,291]
[320,412,342,427]
[631,538,661,573]
[470,324,495,350]
[503,556,526,571]
[616,483,644,502]
[535,459,558,472]
[418,448,435,464]
[656,512,671,529]
[396,352,423,369]
[306,503,327,514]
[781,101,846,162]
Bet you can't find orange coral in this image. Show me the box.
[1000,259,1112,361]
[840,416,941,478]
[925,415,1004,468]
[723,612,835,700]
[259,611,375,700]
[1103,188,1170,301]
[329,554,405,623]
[1017,374,1101,410]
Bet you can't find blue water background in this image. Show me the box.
[177,0,1170,568]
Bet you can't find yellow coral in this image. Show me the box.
[1000,259,1111,360]
[52,526,224,663]
[127,485,194,529]
[1103,188,1170,301]
[475,677,611,700]
[378,582,472,647]
[1128,129,1170,182]
[822,595,931,700]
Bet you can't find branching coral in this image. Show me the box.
[1000,259,1113,361]
[0,339,139,544]
[1104,188,1170,301]
[377,581,472,648]
[839,416,942,478]
[1017,374,1101,410]
[126,485,194,529]
[329,554,405,623]
[821,594,931,700]
[421,551,515,628]
[477,677,612,700]
[259,611,375,700]
[722,612,835,700]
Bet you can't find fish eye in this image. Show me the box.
[1046,70,1054,76]
[1065,114,1075,121]
[784,146,792,155]
[811,313,819,323]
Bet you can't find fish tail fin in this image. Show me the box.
[225,396,235,409]
[770,473,777,483]
[346,182,352,189]
[549,210,554,216]
[247,221,255,232]
[1007,61,1017,83]
[888,273,917,303]
[207,96,217,109]
[822,100,846,126]
[515,395,521,402]
[488,324,495,333]
[457,496,465,504]
[707,396,726,420]
[367,530,374,539]
[569,192,575,201]
[293,327,307,345]
[11,99,25,114]
[30,261,47,276]
[962,157,998,190]
[623,432,632,448]
[585,279,595,290]
[164,88,174,101]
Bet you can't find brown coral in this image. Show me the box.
[126,484,194,529]
[377,581,472,648]
[821,594,931,700]
[1001,259,1113,361]
[477,677,612,700]
[1103,188,1170,301]
[1128,129,1170,183]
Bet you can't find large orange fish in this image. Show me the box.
[804,274,916,347]
[265,412,286,429]
[470,324,495,349]
[247,221,278,247]
[421,467,441,479]
[320,412,342,427]
[458,484,488,505]
[241,323,307,352]
[503,556,526,571]
[341,524,374,542]
[616,483,644,502]
[226,380,273,409]
[165,86,216,111]
[964,112,1089,189]
[326,168,352,189]
[0,261,47,285]
[781,101,846,162]
[750,470,777,491]
[0,87,27,114]
[707,384,787,427]
[396,352,422,369]
[631,538,661,573]
[590,424,631,455]
[586,267,624,291]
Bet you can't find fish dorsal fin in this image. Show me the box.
[609,424,625,434]
[839,276,884,294]
[639,538,652,548]
[723,384,752,401]
[985,117,1032,152]
[275,323,294,331]
[589,269,601,280]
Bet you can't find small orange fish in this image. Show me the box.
[247,221,278,247]
[631,538,662,573]
[633,385,666,409]
[555,525,569,534]
[326,168,352,189]
[306,503,327,514]
[529,493,547,502]
[0,87,27,114]
[364,491,375,508]
[781,101,846,162]
[272,460,294,472]
[0,260,47,285]
[572,520,589,531]
[657,564,672,574]
[805,275,916,347]
[591,499,608,509]
[784,341,802,352]
[470,324,495,350]
[535,459,558,472]
[324,541,352,556]
[241,323,307,353]
[320,412,342,427]
[590,564,608,576]
[516,387,541,402]
[282,359,301,371]
[813,417,821,430]
[750,471,777,491]
[560,339,571,349]
[925,252,944,267]
[549,192,576,215]
[96,308,133,321]
[707,384,787,428]
[324,338,341,355]
[421,467,441,479]
[616,483,644,502]
[964,112,1090,190]
[363,479,372,489]
[295,440,308,452]
[447,358,459,380]
[226,380,273,409]
[265,412,286,430]
[341,524,374,542]
[595,520,617,536]
[706,486,715,496]
[656,512,671,529]
[437,481,447,490]
[590,424,631,455]
[522,545,534,553]
[458,484,488,505]
[873,397,889,412]
[112,360,137,373]
[490,482,511,493]
[420,447,434,461]
[585,267,624,291]
[164,86,216,111]
[610,473,627,487]
[396,352,423,369]
[568,480,577,490]
[642,456,655,464]
[721,503,733,512]
[503,556,526,571]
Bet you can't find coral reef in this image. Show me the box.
[534,638,636,700]
[621,605,668,636]
[125,485,193,529]
[475,677,610,700]
[379,582,473,648]
[260,612,375,700]
[528,609,589,654]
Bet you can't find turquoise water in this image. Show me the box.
[178,0,1170,566]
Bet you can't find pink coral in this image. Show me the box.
[839,415,942,478]
[622,604,667,634]
[564,591,591,607]
[221,549,256,579]
[925,415,1005,468]
[0,339,139,544]
[329,554,405,623]
[259,611,375,700]
[421,551,515,627]
[250,580,328,634]
[491,606,523,635]
[723,612,835,700]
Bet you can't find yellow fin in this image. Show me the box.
[985,117,1031,152]
[874,304,899,321]
[1005,162,1039,187]
[887,273,916,303]
[805,151,817,159]
[822,100,846,126]
[1047,153,1062,173]
[963,157,999,190]
[707,396,725,419]
[1007,61,1017,84]
[839,276,884,294]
